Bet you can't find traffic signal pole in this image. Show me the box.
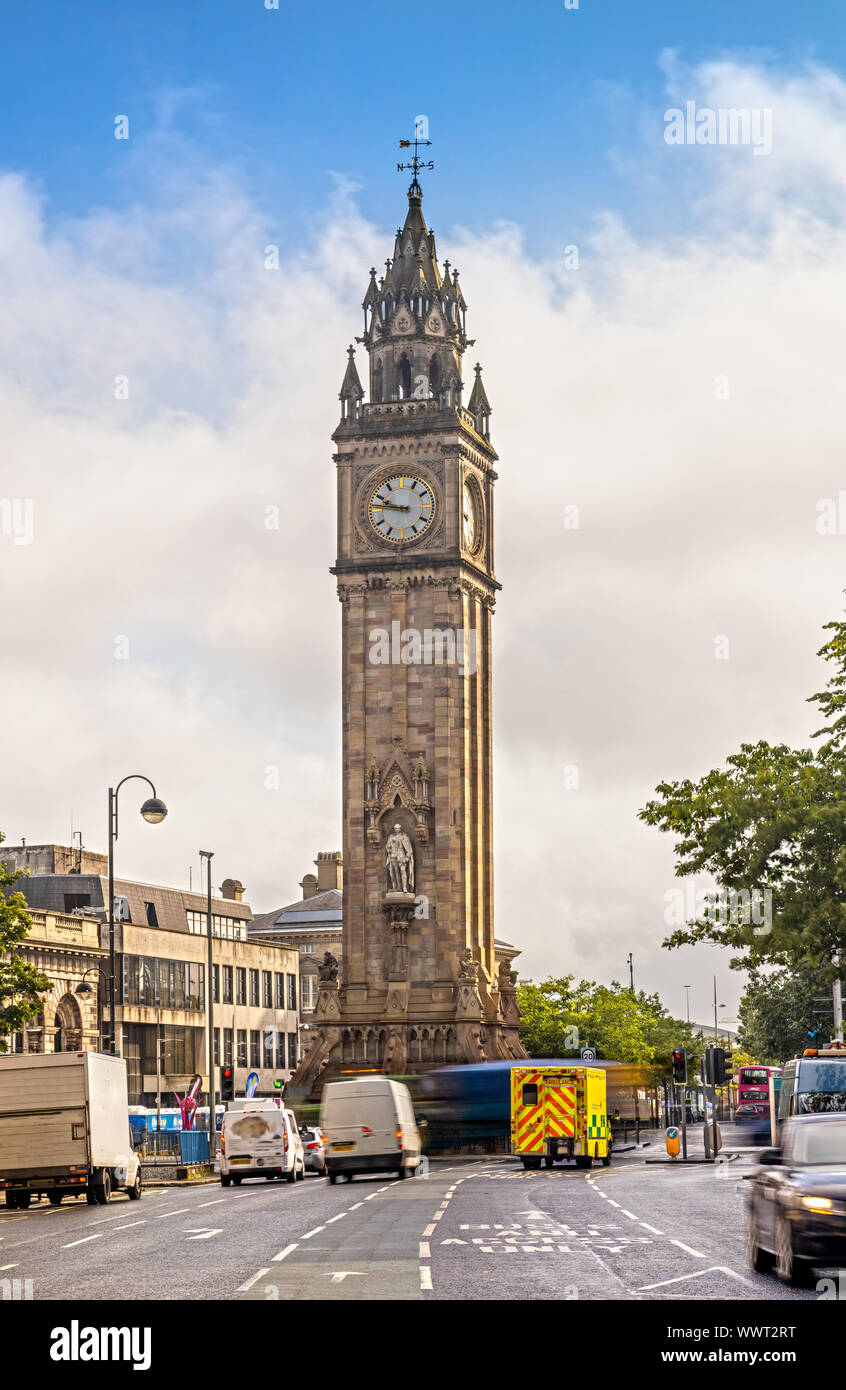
[680,1089,688,1159]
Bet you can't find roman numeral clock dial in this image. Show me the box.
[368,475,436,543]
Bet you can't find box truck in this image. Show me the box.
[0,1052,141,1207]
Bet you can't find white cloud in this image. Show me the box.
[3,58,846,1024]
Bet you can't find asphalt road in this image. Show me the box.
[0,1154,826,1301]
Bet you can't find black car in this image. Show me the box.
[747,1113,846,1285]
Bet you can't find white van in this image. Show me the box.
[320,1078,420,1183]
[219,1101,304,1186]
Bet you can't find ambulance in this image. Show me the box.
[511,1065,612,1169]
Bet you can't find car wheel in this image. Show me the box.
[5,1191,19,1210]
[48,1192,63,1206]
[397,1163,408,1180]
[127,1171,142,1201]
[286,1164,297,1183]
[297,1162,305,1182]
[264,1173,275,1181]
[575,1155,592,1170]
[86,1188,97,1205]
[93,1170,112,1205]
[544,1156,554,1169]
[775,1216,813,1286]
[220,1175,232,1188]
[16,1191,32,1210]
[232,1176,242,1186]
[747,1214,774,1273]
[328,1173,337,1185]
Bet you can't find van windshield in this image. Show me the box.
[326,1095,388,1125]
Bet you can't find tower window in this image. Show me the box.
[398,355,411,399]
[429,356,440,396]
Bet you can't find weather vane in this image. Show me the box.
[398,129,434,198]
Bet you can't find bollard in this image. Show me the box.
[665,1126,680,1158]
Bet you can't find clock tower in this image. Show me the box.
[293,153,525,1090]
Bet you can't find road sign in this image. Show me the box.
[581,1047,596,1061]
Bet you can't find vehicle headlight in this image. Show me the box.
[801,1195,834,1212]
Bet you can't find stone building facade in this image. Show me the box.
[292,172,526,1094]
[2,844,300,1105]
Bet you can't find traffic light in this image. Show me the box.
[712,1047,728,1086]
[220,1065,235,1102]
[672,1047,687,1084]
[722,1049,735,1084]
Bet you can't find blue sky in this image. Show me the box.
[3,0,844,256]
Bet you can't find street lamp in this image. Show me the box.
[199,850,216,1160]
[108,776,168,1055]
[76,966,111,1051]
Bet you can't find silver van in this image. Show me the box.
[320,1078,420,1183]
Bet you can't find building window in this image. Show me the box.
[275,973,284,1010]
[250,1030,260,1068]
[287,974,297,1012]
[213,1028,220,1067]
[237,1030,247,1068]
[301,975,318,1012]
[275,1031,286,1070]
[213,964,219,1004]
[263,972,272,1009]
[262,1028,274,1069]
[288,1033,298,1071]
[299,944,316,954]
[186,910,248,942]
[250,970,260,1008]
[223,1029,233,1067]
[236,967,246,1007]
[144,901,159,927]
[223,966,233,1005]
[64,893,91,913]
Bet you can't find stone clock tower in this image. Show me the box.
[293,159,525,1092]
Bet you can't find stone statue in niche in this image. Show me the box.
[385,822,415,894]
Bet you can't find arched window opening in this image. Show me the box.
[398,355,412,399]
[429,356,440,397]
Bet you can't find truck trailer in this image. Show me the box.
[0,1052,141,1207]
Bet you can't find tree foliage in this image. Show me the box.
[737,964,829,1064]
[0,834,51,1050]
[638,606,846,975]
[516,976,701,1071]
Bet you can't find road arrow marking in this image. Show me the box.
[441,1238,467,1245]
[183,1228,222,1240]
[635,1266,754,1291]
[328,1271,367,1283]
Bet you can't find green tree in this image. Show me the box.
[516,976,700,1072]
[737,964,827,1064]
[0,834,51,1050]
[638,604,846,978]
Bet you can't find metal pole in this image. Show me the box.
[108,787,116,1056]
[202,851,216,1162]
[834,977,843,1041]
[627,953,634,992]
[156,1023,162,1159]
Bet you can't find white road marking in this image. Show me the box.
[433,1211,443,1221]
[349,1202,363,1211]
[364,1193,377,1201]
[620,1210,638,1220]
[419,1242,430,1258]
[640,1222,664,1235]
[606,1199,620,1208]
[439,1201,450,1210]
[423,1223,435,1237]
[670,1239,706,1258]
[326,1213,346,1224]
[237,1267,270,1292]
[328,1271,366,1283]
[114,1222,146,1231]
[198,1199,226,1208]
[62,1234,103,1248]
[419,1265,433,1291]
[183,1229,223,1240]
[635,1265,753,1291]
[0,1263,17,1270]
[302,1226,325,1239]
[272,1244,298,1262]
[157,1207,193,1218]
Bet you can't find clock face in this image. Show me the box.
[462,479,479,552]
[369,475,436,544]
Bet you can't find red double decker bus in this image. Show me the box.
[738,1064,781,1106]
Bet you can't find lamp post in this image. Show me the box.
[200,850,216,1161]
[107,776,167,1055]
[75,966,111,1051]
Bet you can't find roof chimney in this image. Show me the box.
[315,851,343,893]
[221,878,244,902]
[299,873,318,900]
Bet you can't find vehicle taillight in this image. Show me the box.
[362,1126,372,1135]
[284,1134,289,1151]
[307,1142,321,1149]
[396,1128,403,1149]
